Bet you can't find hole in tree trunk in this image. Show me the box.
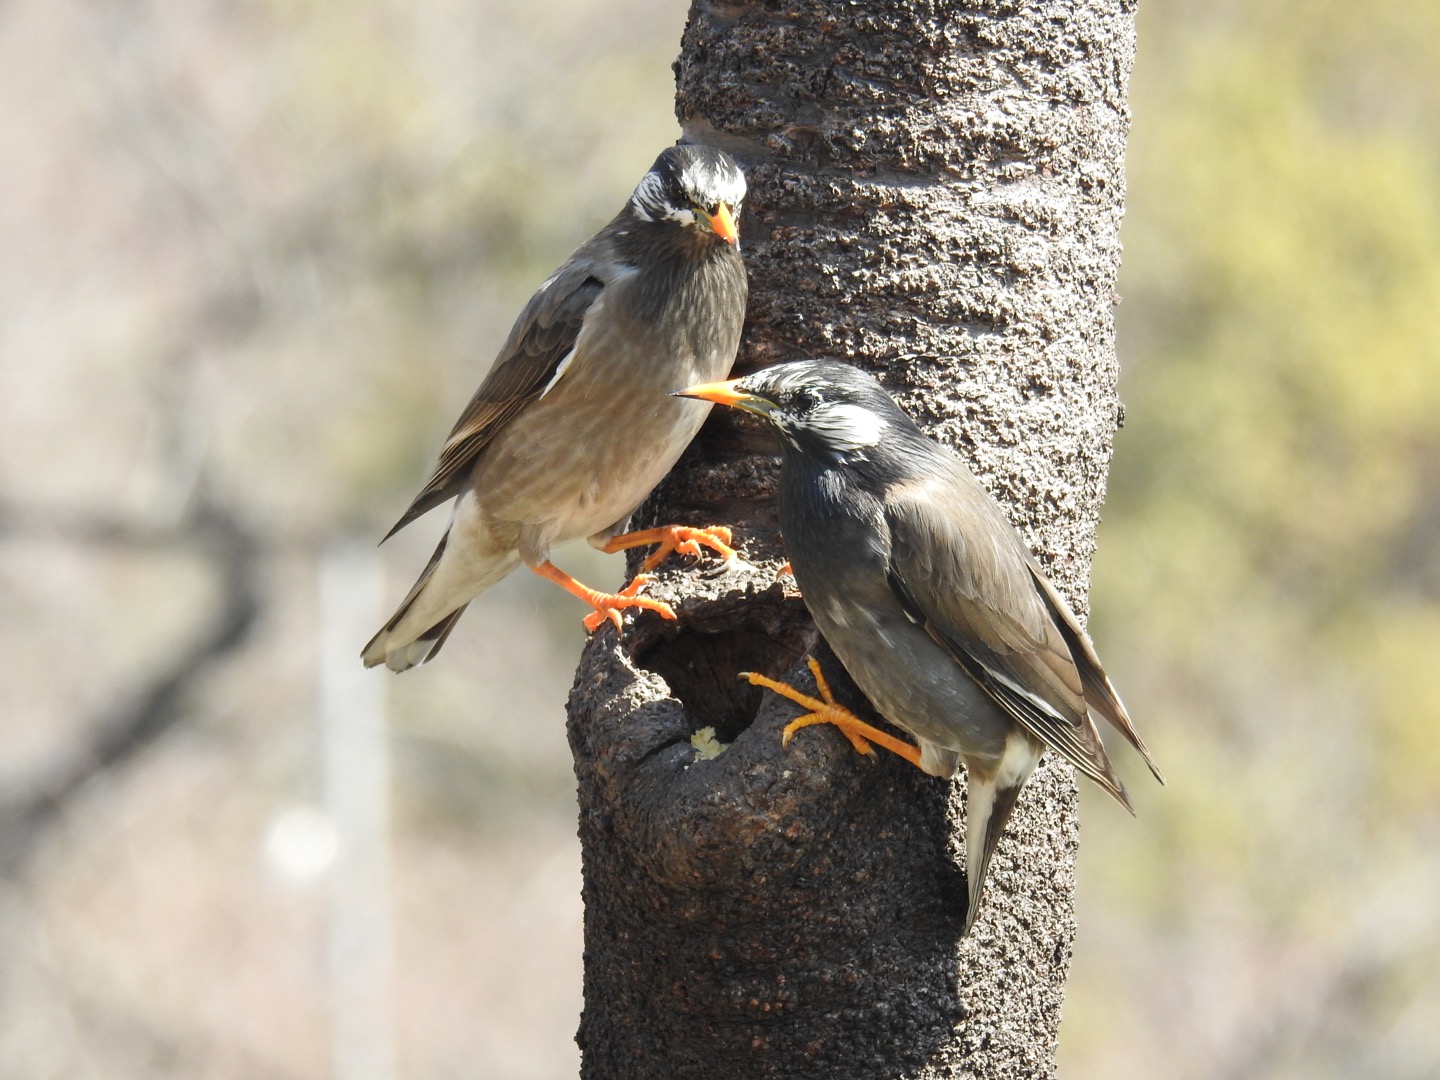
[632,601,815,745]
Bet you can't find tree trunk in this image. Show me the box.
[566,1,1134,1076]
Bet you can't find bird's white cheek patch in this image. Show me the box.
[816,402,885,450]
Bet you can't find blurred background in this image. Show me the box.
[1,0,1436,1077]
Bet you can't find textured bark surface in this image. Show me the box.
[567,1,1135,1076]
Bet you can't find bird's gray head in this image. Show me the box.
[629,144,746,247]
[676,360,909,462]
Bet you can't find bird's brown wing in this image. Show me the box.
[882,471,1130,808]
[382,258,605,541]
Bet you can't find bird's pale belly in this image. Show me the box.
[471,375,712,561]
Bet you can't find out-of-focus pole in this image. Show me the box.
[320,543,395,1080]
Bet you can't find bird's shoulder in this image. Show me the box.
[882,467,1049,635]
[495,245,617,365]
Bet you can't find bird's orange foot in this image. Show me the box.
[740,657,923,767]
[579,574,677,633]
[603,524,738,571]
[529,561,677,633]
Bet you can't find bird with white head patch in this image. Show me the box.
[677,359,1163,936]
[362,144,748,672]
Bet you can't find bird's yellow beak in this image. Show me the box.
[673,377,772,417]
[707,201,739,247]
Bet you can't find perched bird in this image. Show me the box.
[677,360,1163,935]
[363,144,748,672]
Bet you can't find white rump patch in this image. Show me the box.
[995,728,1043,789]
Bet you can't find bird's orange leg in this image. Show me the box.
[602,525,738,571]
[740,657,923,768]
[530,561,677,633]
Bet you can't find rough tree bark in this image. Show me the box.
[566,1,1135,1076]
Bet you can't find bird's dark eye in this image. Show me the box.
[790,387,820,413]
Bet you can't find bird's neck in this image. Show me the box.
[621,226,743,326]
[613,208,731,264]
[781,451,879,532]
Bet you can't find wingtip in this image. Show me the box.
[1114,781,1137,817]
[1118,716,1166,787]
[1028,565,1166,788]
[1091,675,1166,787]
[1094,749,1137,814]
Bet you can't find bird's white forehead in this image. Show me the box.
[632,157,745,218]
[680,159,746,208]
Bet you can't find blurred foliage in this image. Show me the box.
[1065,1,1440,1076]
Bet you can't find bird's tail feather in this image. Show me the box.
[364,604,469,672]
[360,526,512,672]
[961,736,1042,936]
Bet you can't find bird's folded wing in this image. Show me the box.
[1026,565,1164,783]
[882,473,1129,806]
[383,260,605,540]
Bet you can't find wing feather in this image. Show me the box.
[883,470,1131,807]
[1027,565,1165,783]
[382,261,606,540]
